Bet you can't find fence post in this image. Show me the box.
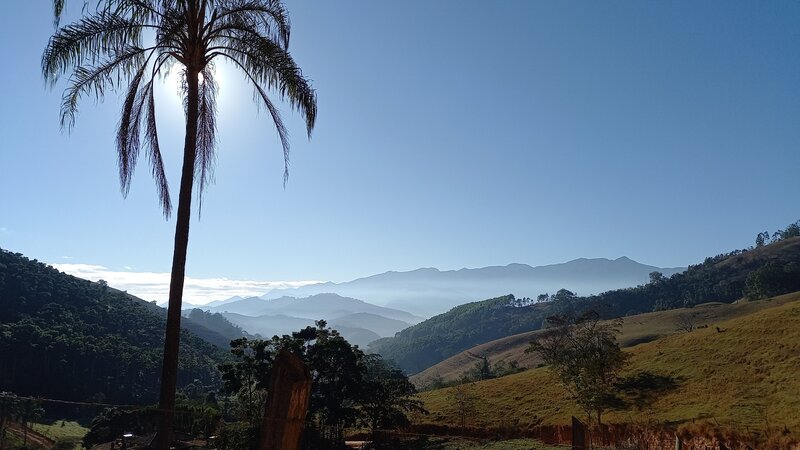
[572,416,586,450]
[675,434,683,450]
[258,350,312,450]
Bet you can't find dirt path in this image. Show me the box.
[6,422,56,449]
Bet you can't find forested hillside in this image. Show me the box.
[0,249,225,404]
[571,234,800,317]
[369,295,551,373]
[185,308,251,343]
[372,224,800,374]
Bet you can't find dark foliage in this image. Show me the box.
[186,308,250,343]
[0,249,224,404]
[217,322,425,450]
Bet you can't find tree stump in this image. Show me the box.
[258,350,312,450]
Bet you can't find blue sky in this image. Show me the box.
[1,1,799,301]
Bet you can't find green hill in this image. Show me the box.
[0,248,225,404]
[369,295,552,374]
[184,307,251,344]
[370,232,800,375]
[412,293,800,386]
[417,292,800,435]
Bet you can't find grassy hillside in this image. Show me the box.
[0,248,225,404]
[31,421,88,449]
[413,292,800,386]
[372,234,800,375]
[417,292,800,433]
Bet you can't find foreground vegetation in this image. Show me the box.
[418,292,800,441]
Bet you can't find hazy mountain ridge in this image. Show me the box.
[220,312,382,348]
[185,257,685,346]
[262,257,686,316]
[180,293,415,347]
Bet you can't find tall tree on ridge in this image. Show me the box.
[43,1,316,448]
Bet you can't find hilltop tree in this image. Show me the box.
[44,1,316,448]
[756,231,770,248]
[527,311,628,426]
[648,271,665,284]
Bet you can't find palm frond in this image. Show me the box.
[116,62,150,197]
[145,81,172,217]
[43,11,149,85]
[210,33,316,136]
[195,65,218,214]
[52,0,65,26]
[215,52,290,183]
[60,45,149,129]
[206,0,291,49]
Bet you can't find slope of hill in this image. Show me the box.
[264,258,685,316]
[215,293,423,324]
[221,312,315,337]
[369,295,552,374]
[331,312,411,337]
[371,236,800,375]
[185,308,252,343]
[412,293,800,386]
[221,312,381,347]
[418,292,800,434]
[0,248,224,404]
[126,292,244,349]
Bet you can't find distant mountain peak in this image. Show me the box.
[261,257,686,317]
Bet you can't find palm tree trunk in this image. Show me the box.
[155,68,199,450]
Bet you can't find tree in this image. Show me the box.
[648,271,665,284]
[358,355,426,433]
[676,311,697,333]
[43,2,316,448]
[469,355,494,381]
[446,377,479,430]
[218,322,424,449]
[755,231,770,248]
[526,311,628,426]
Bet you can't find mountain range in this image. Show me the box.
[258,257,685,316]
[175,257,684,347]
[186,293,422,347]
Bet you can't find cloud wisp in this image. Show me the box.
[51,263,322,305]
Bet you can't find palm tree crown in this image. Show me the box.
[43,0,317,214]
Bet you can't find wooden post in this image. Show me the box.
[572,416,586,450]
[258,350,312,450]
[675,434,683,450]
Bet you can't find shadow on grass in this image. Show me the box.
[615,371,682,410]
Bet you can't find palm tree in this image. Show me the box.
[43,1,316,448]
